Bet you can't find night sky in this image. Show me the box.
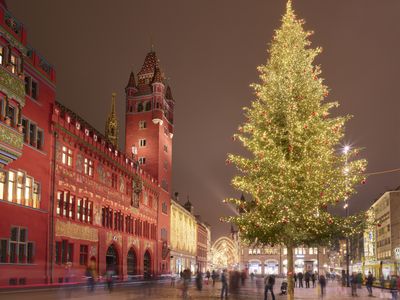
[8,0,400,240]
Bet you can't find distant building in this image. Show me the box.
[170,197,197,274]
[196,217,210,273]
[364,189,400,277]
[240,244,328,276]
[211,236,240,270]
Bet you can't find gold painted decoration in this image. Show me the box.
[0,67,25,106]
[56,220,98,242]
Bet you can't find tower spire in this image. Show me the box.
[105,93,119,147]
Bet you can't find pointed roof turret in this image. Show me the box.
[126,71,136,89]
[240,193,245,201]
[105,93,119,147]
[152,66,163,83]
[184,195,193,214]
[165,85,173,100]
[137,51,158,84]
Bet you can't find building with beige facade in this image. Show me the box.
[364,189,400,277]
[170,198,197,274]
[240,244,328,276]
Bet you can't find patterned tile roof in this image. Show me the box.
[152,66,163,83]
[126,71,136,88]
[137,51,159,84]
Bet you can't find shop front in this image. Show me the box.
[264,259,279,275]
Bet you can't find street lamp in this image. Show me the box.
[343,145,350,287]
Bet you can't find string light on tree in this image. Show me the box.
[223,1,368,299]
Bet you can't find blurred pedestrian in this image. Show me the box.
[305,271,310,288]
[182,268,191,299]
[311,272,316,288]
[366,271,374,297]
[206,270,211,285]
[170,272,176,287]
[342,270,347,287]
[241,269,247,286]
[64,262,73,298]
[105,266,115,293]
[380,274,385,298]
[357,272,363,289]
[220,269,228,299]
[319,274,326,297]
[351,272,358,297]
[196,270,203,291]
[293,273,297,288]
[212,270,217,287]
[85,259,97,292]
[389,275,400,300]
[298,272,304,288]
[250,272,255,281]
[264,274,275,300]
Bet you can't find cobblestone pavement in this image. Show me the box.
[0,278,396,299]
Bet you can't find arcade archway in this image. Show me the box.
[106,244,119,274]
[143,250,151,278]
[127,248,137,275]
[211,236,239,270]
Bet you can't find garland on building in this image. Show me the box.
[224,1,367,298]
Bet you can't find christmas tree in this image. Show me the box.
[225,1,367,298]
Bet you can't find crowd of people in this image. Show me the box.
[62,262,400,299]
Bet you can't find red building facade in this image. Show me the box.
[0,0,56,286]
[125,50,174,274]
[51,102,160,282]
[0,1,173,286]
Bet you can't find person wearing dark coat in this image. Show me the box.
[366,272,374,296]
[319,274,326,296]
[298,272,304,288]
[264,275,276,300]
[305,271,310,288]
[311,272,316,288]
[220,269,228,299]
[211,270,217,287]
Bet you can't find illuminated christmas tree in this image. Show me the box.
[225,1,367,298]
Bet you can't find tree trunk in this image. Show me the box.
[287,245,294,300]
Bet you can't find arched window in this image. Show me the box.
[137,103,144,112]
[127,248,137,275]
[145,102,152,111]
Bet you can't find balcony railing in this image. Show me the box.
[0,65,25,106]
